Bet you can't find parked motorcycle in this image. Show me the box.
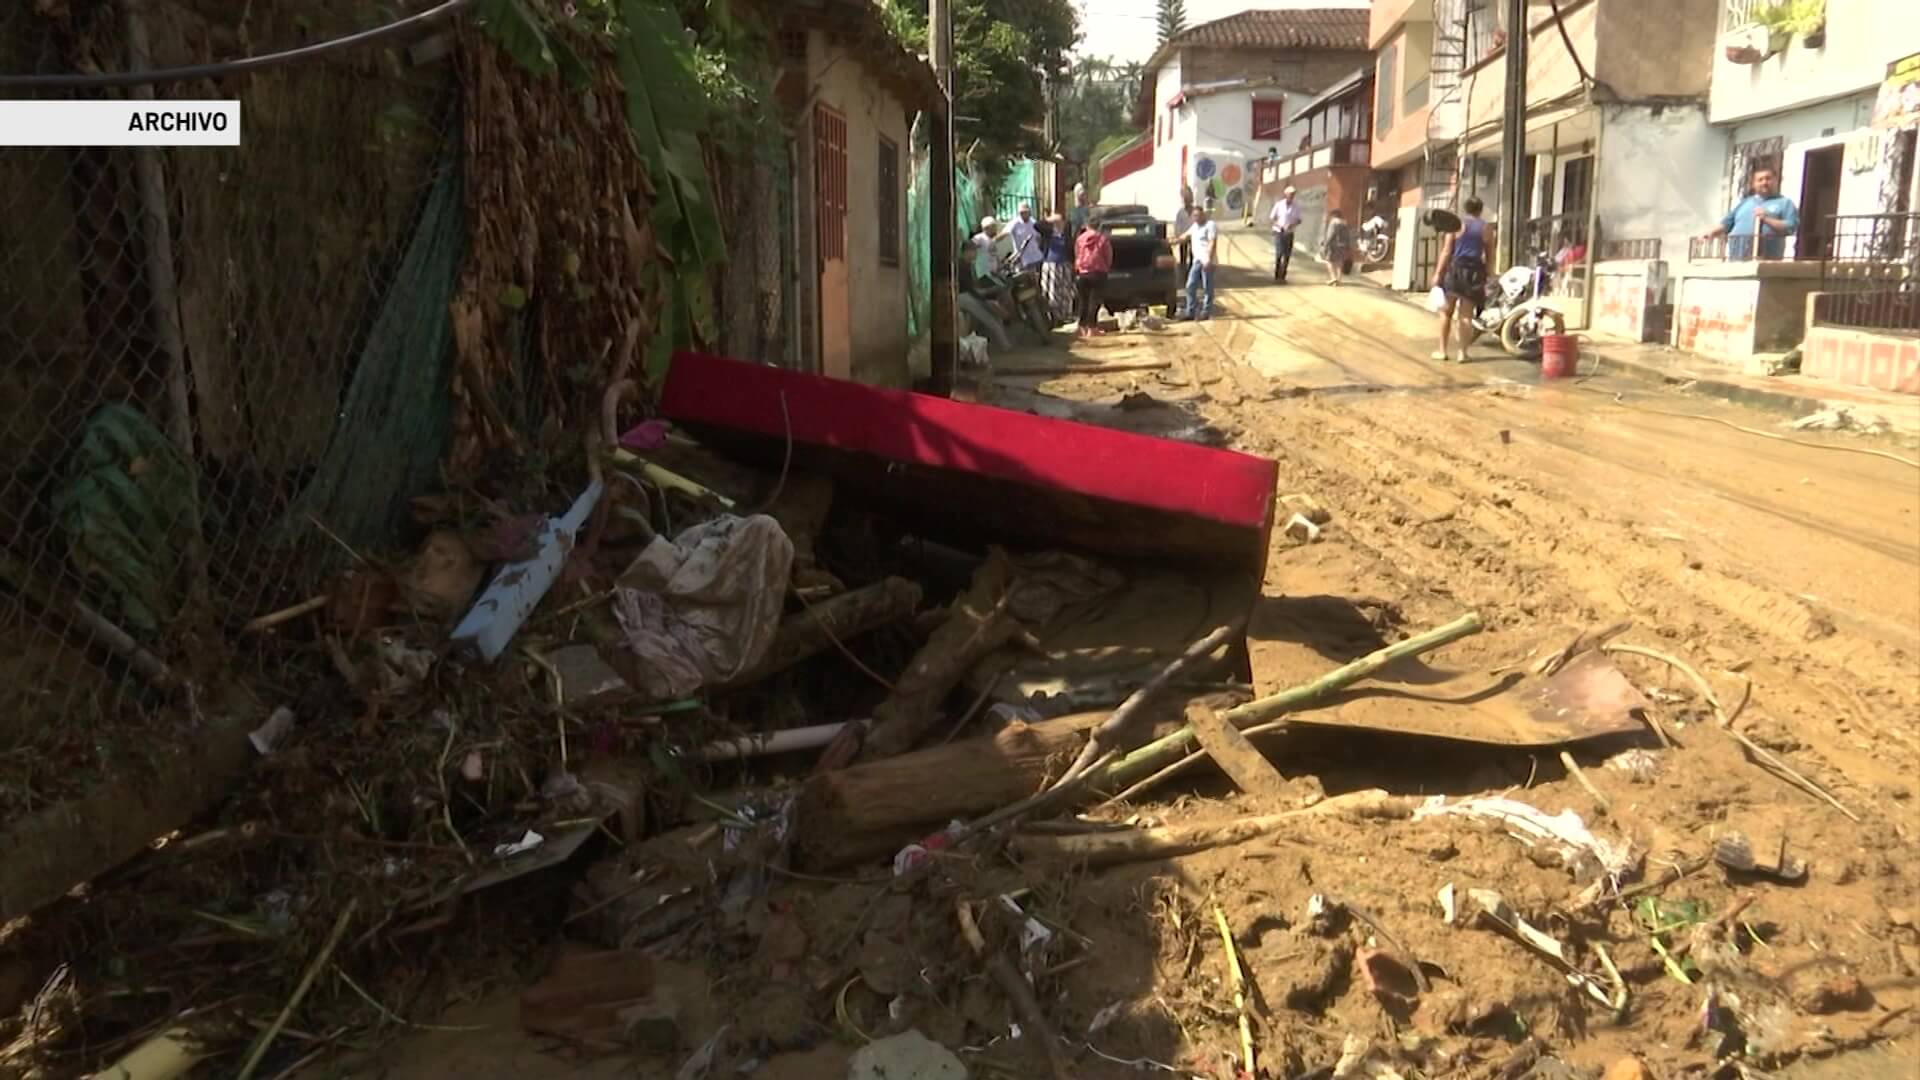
[996,253,1054,344]
[1359,214,1392,264]
[1473,251,1565,358]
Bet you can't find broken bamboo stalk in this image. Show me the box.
[1090,612,1485,796]
[241,594,329,634]
[713,577,922,691]
[1053,619,1243,788]
[1010,789,1414,867]
[1212,902,1256,1077]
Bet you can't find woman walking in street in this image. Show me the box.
[1321,208,1354,286]
[1042,213,1076,325]
[1074,221,1112,337]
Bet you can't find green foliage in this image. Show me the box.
[1055,56,1143,191]
[1155,0,1186,45]
[1753,0,1825,35]
[880,0,1078,170]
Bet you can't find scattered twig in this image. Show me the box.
[1559,750,1611,812]
[1211,902,1256,1078]
[334,966,486,1032]
[235,900,358,1080]
[1012,789,1413,867]
[1604,643,1725,724]
[1579,853,1711,912]
[1725,673,1753,728]
[306,514,374,568]
[1726,726,1860,823]
[1052,620,1245,790]
[956,899,1072,1080]
[242,594,330,634]
[1595,942,1630,1024]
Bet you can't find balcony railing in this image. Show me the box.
[1600,237,1662,261]
[1815,214,1920,331]
[1812,291,1920,332]
[1256,137,1371,185]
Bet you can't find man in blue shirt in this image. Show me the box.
[1701,165,1800,260]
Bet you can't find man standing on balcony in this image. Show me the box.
[1701,166,1799,261]
[1269,185,1303,283]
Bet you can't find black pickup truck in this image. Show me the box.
[1089,205,1181,318]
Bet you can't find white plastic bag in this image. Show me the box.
[1426,286,1447,313]
[958,332,991,370]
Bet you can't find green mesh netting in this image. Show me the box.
[906,159,981,340]
[278,156,465,553]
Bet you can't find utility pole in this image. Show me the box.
[1496,0,1528,271]
[928,0,958,395]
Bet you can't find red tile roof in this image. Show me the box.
[1168,8,1371,52]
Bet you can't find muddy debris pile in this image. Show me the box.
[1,398,1912,1080]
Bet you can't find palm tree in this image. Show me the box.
[1155,0,1186,44]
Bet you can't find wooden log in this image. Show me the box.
[1008,789,1415,868]
[0,707,255,920]
[857,549,1018,761]
[794,708,1171,870]
[714,577,922,691]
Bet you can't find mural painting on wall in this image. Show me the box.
[1192,152,1254,216]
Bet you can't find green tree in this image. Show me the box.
[1054,56,1138,195]
[1156,0,1186,44]
[881,0,1079,172]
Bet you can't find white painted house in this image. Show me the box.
[1097,9,1372,223]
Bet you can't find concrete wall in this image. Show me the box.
[1595,103,1727,263]
[1802,324,1920,395]
[811,32,914,387]
[1181,47,1370,93]
[1369,0,1427,49]
[1591,259,1669,343]
[1465,1,1596,136]
[1673,263,1825,359]
[1708,0,1906,128]
[1371,25,1435,170]
[1594,0,1717,101]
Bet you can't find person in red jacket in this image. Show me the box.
[1073,222,1112,337]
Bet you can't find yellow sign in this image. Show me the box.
[1874,51,1920,130]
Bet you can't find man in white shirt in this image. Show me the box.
[1268,185,1303,283]
[1009,203,1046,273]
[969,216,1000,283]
[1177,204,1220,321]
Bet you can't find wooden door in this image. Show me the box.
[1798,144,1843,260]
[813,105,851,379]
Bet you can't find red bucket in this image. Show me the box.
[1540,333,1579,379]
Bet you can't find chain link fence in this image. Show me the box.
[0,1,458,819]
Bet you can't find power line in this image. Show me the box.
[0,0,474,88]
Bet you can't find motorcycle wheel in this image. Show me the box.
[1022,297,1053,344]
[1364,237,1390,263]
[1499,307,1565,358]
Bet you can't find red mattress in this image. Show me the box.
[659,351,1278,577]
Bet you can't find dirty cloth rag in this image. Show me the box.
[613,514,794,698]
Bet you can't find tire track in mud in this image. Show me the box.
[1179,283,1920,794]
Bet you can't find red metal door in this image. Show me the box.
[813,105,851,379]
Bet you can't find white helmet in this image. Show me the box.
[981,215,998,230]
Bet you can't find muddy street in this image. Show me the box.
[350,234,1920,1080]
